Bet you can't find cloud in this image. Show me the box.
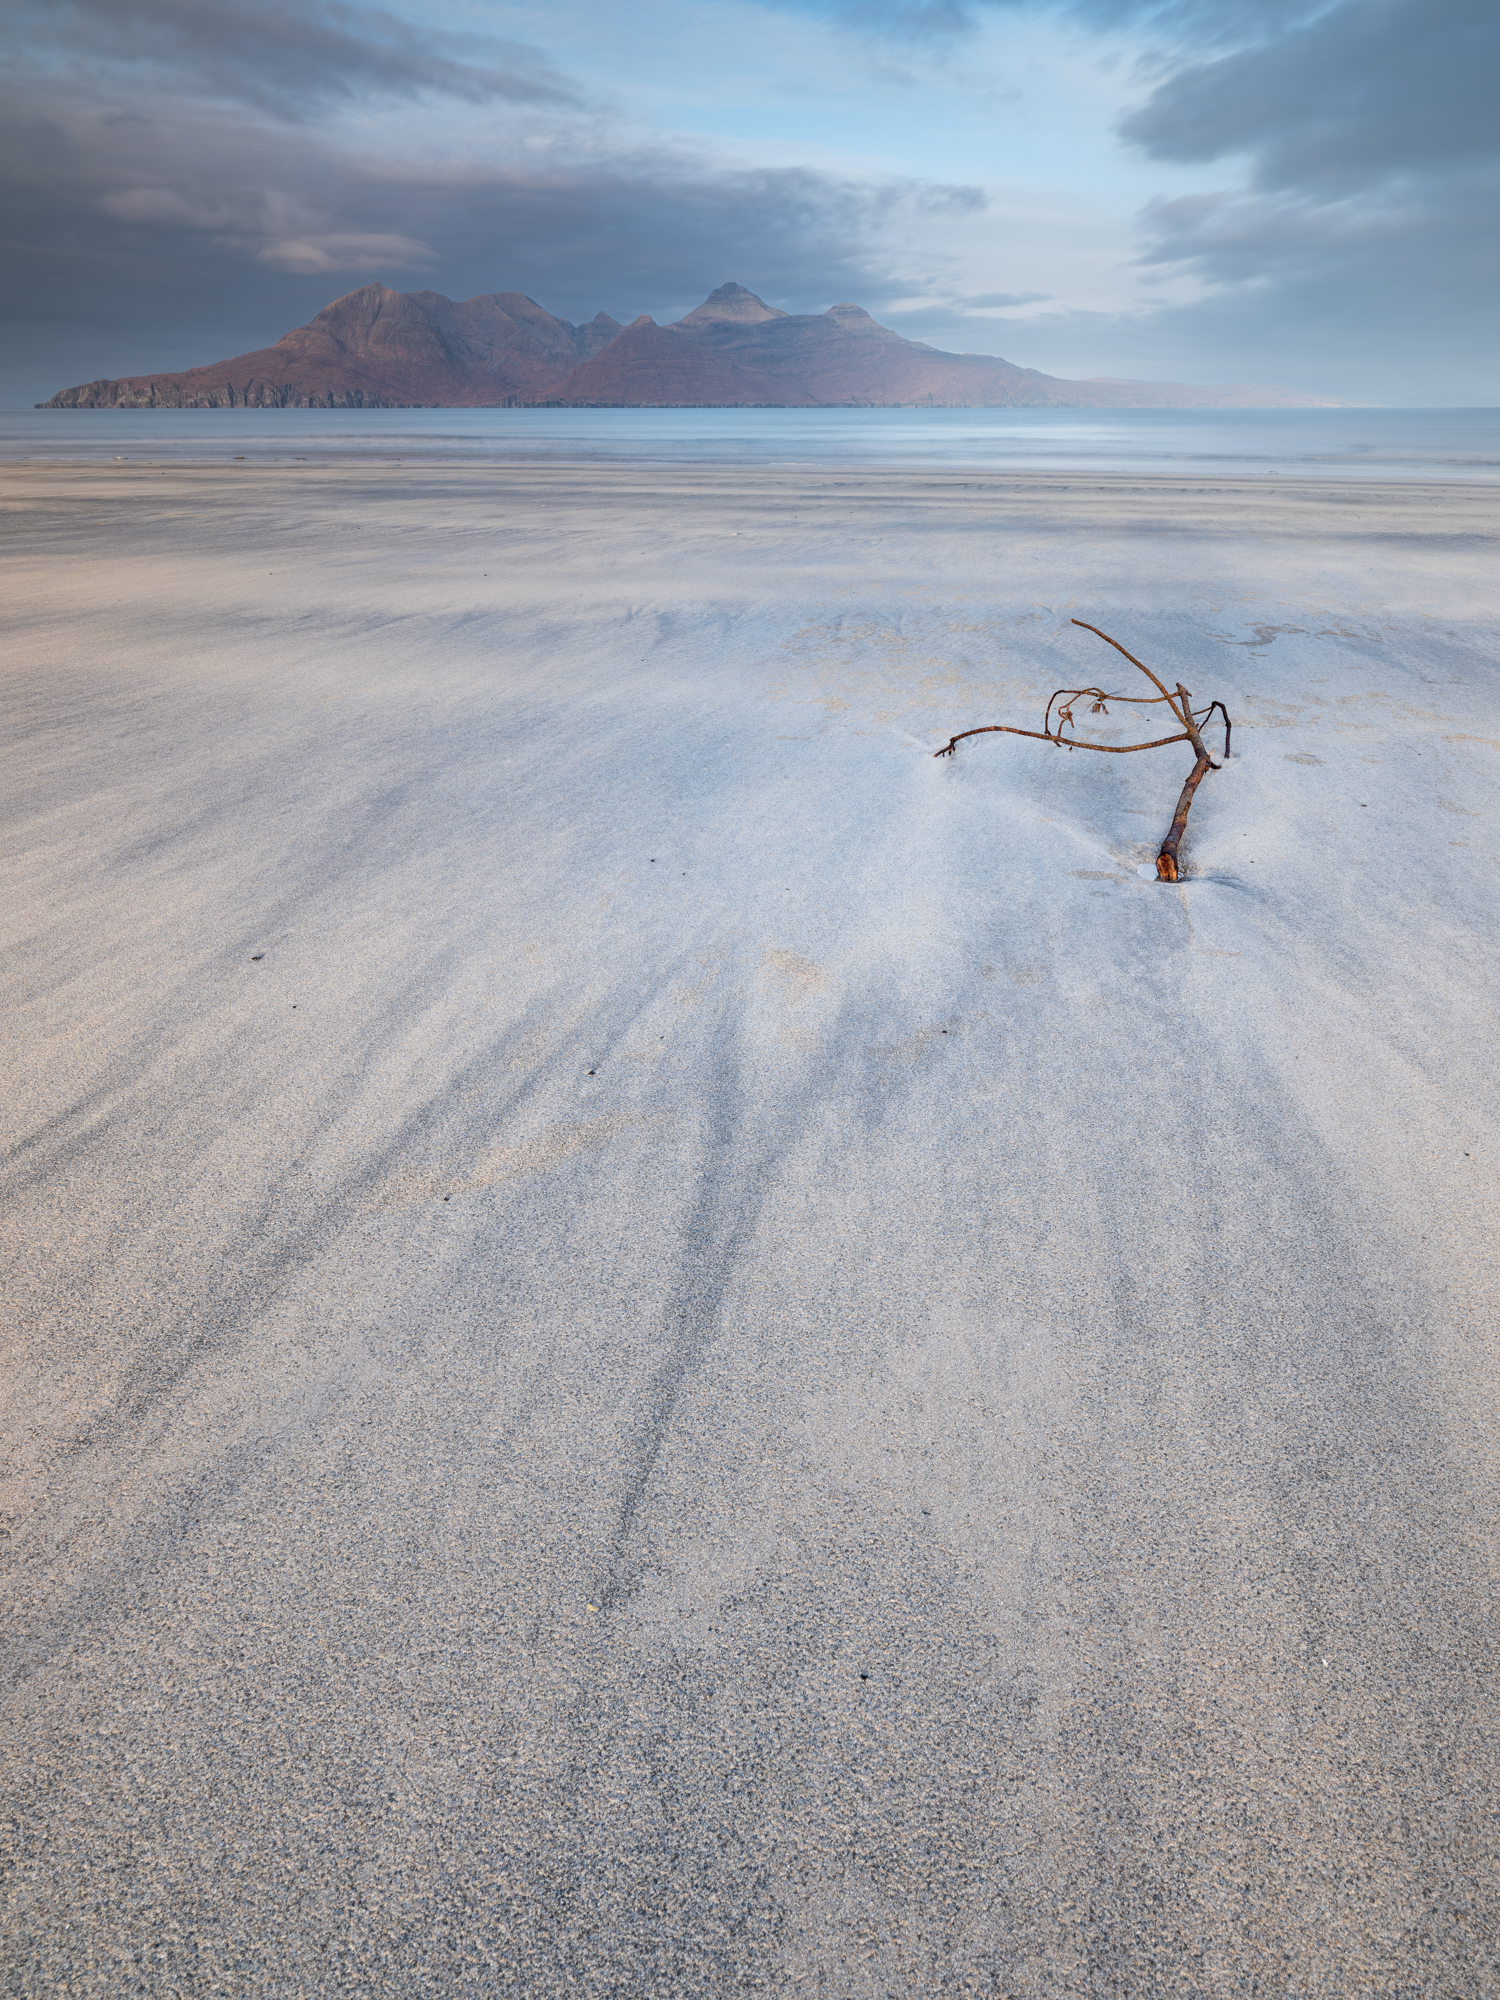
[100,186,243,230]
[1134,167,1500,323]
[3,0,576,116]
[1093,0,1500,396]
[1041,0,1329,47]
[758,0,1330,48]
[98,178,439,272]
[256,231,439,273]
[1120,0,1497,189]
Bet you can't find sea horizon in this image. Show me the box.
[4,403,1498,480]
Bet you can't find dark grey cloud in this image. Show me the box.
[1120,0,1496,188]
[3,0,575,116]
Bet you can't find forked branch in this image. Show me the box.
[934,620,1232,881]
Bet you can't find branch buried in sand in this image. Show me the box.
[934,619,1232,881]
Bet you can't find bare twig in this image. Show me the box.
[934,620,1231,881]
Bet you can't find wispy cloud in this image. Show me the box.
[961,290,1052,307]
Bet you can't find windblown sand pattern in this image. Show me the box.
[3,460,1498,1994]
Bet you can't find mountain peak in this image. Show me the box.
[39,277,1338,411]
[308,282,402,324]
[676,282,788,328]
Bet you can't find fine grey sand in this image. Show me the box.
[3,460,1499,1996]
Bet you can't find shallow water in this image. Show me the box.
[4,402,1498,478]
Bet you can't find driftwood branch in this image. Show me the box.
[934,620,1232,881]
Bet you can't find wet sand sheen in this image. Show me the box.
[2,461,1498,1994]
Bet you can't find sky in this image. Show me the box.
[2,0,1495,405]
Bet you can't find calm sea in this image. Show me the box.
[2,405,1496,479]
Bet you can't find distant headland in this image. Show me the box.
[40,279,1338,412]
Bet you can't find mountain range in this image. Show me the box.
[41,280,1336,411]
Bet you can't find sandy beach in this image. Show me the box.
[3,457,1499,1994]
